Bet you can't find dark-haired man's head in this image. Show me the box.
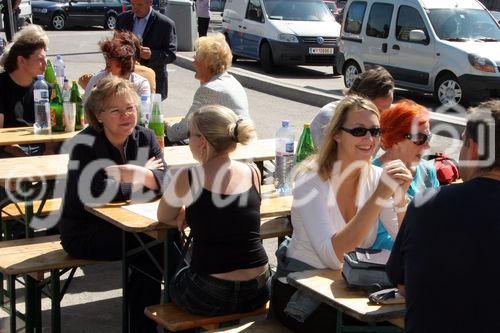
[459,99,500,181]
[346,66,394,112]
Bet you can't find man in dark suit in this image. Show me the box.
[116,0,177,100]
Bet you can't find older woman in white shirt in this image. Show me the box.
[272,95,412,333]
[84,36,150,102]
[165,33,249,143]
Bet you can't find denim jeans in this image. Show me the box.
[170,265,271,316]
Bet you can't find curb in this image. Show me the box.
[174,53,466,134]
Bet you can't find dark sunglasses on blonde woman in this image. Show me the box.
[341,127,382,137]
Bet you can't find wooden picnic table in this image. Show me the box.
[287,269,405,332]
[0,127,80,147]
[0,116,183,147]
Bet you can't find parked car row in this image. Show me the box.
[31,0,131,30]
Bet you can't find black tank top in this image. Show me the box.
[186,165,268,274]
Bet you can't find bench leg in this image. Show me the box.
[50,270,61,333]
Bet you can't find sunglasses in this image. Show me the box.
[405,133,432,146]
[341,127,382,137]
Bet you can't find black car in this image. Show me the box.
[32,0,131,30]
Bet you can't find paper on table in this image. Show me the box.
[122,201,160,221]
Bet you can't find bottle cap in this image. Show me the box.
[141,95,149,101]
[303,123,310,128]
[281,120,289,128]
[36,75,43,80]
[56,55,62,60]
[152,93,161,103]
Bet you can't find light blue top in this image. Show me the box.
[371,158,440,250]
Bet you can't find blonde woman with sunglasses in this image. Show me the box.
[272,95,412,333]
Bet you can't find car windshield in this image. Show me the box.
[427,8,500,41]
[263,0,333,21]
[325,2,337,12]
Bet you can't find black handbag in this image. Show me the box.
[342,248,394,293]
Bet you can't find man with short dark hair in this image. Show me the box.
[387,99,500,333]
[310,65,394,148]
[116,0,177,100]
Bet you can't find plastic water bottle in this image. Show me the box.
[53,55,65,87]
[275,120,295,196]
[33,75,51,134]
[139,94,151,126]
[62,77,71,102]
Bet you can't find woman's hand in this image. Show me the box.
[144,157,164,170]
[375,160,413,200]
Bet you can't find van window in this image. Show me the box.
[366,3,393,38]
[344,1,367,34]
[246,0,264,23]
[396,6,429,44]
[427,9,500,41]
[263,0,332,22]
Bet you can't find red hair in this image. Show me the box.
[380,99,429,149]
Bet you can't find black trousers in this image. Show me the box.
[62,222,163,333]
[2,8,19,42]
[197,17,210,37]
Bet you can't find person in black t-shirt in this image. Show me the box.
[387,99,500,333]
[1,0,21,42]
[0,24,51,157]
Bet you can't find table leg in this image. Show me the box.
[8,275,16,333]
[21,182,34,238]
[50,270,61,333]
[122,231,129,333]
[25,275,41,333]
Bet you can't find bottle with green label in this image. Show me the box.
[50,83,65,132]
[70,81,84,130]
[296,123,315,163]
[148,93,164,150]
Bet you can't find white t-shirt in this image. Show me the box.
[84,71,150,103]
[196,0,210,18]
[287,165,398,270]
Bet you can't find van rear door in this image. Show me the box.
[241,0,266,58]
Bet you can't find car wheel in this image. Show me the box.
[260,42,274,73]
[224,34,238,63]
[51,13,66,30]
[105,13,117,30]
[343,61,360,88]
[434,73,463,107]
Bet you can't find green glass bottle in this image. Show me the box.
[296,123,315,163]
[44,59,57,85]
[148,94,165,150]
[70,81,84,130]
[50,83,65,132]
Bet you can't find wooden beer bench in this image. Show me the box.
[0,235,103,333]
[207,319,292,332]
[144,302,270,332]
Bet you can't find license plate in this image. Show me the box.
[309,47,334,55]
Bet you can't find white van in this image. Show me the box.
[222,0,341,73]
[337,0,500,106]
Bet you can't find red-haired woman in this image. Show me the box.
[84,37,150,102]
[372,99,440,249]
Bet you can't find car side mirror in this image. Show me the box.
[409,29,426,42]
